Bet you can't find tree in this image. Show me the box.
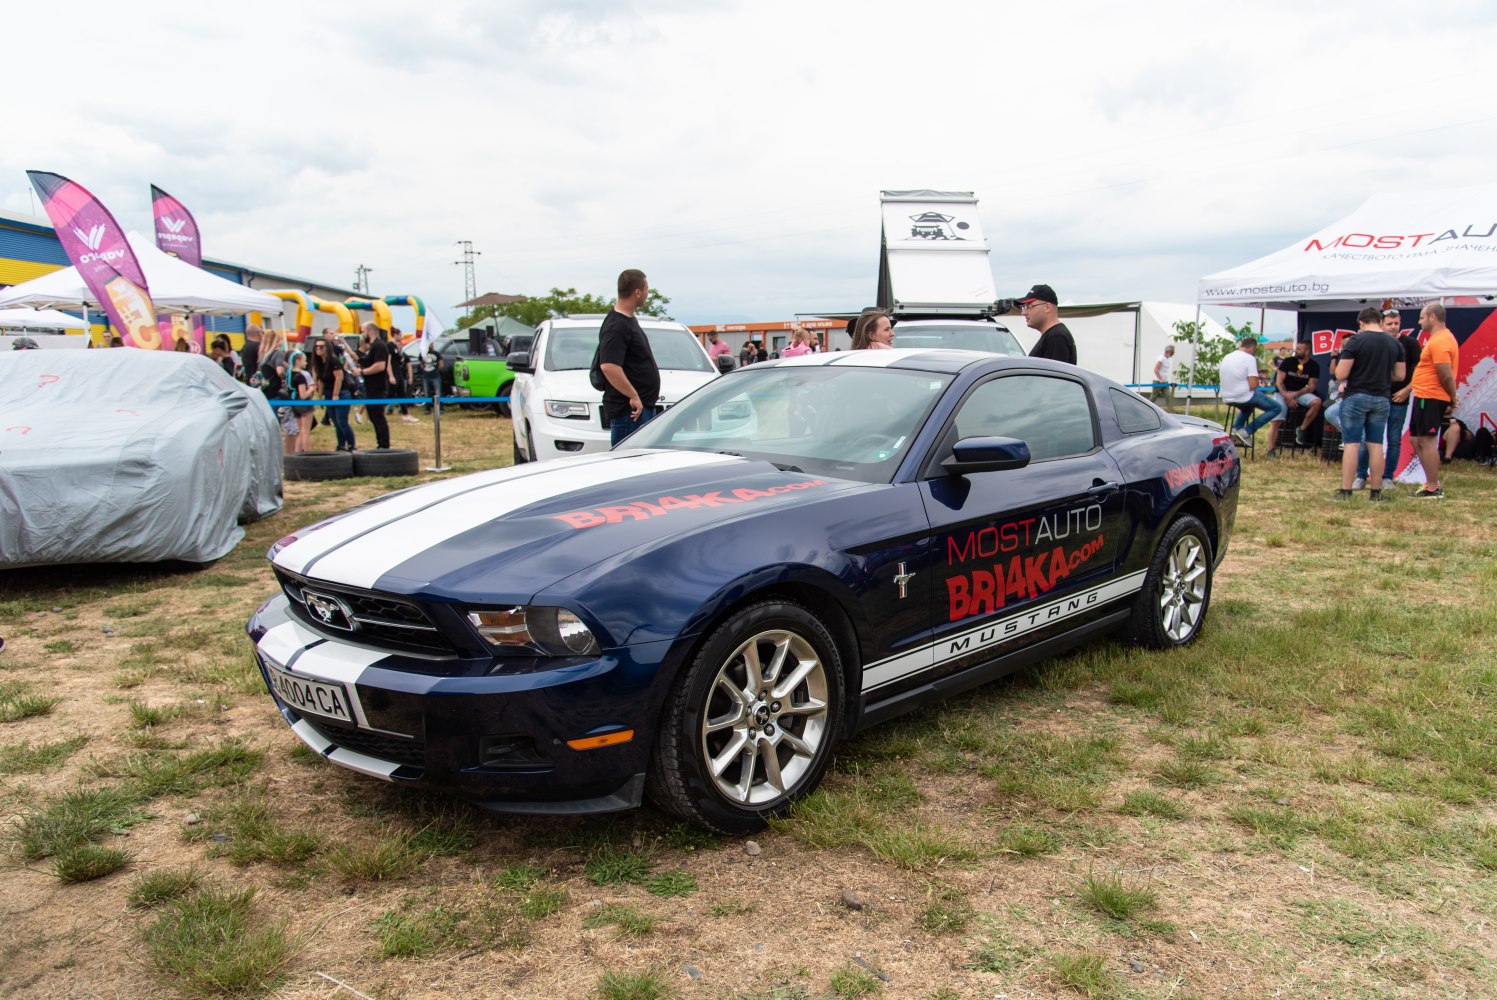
[1172,319,1236,391]
[456,286,673,329]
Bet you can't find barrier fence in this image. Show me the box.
[267,394,509,472]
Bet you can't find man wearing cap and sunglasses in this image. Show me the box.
[1015,284,1077,365]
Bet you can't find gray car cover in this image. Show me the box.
[0,349,282,567]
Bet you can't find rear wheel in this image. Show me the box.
[647,599,844,834]
[1127,514,1212,649]
[492,380,513,418]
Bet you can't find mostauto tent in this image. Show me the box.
[1198,183,1497,310]
[0,231,283,316]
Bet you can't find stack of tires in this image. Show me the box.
[283,448,421,482]
[1320,423,1341,463]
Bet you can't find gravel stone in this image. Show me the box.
[840,889,866,911]
[743,840,762,856]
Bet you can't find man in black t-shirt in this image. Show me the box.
[1332,306,1405,501]
[1014,284,1077,364]
[1380,308,1422,485]
[357,324,392,449]
[1275,341,1322,446]
[240,324,262,383]
[598,269,661,446]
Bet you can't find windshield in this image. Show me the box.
[543,324,714,374]
[625,365,953,484]
[891,324,1025,356]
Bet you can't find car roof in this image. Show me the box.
[757,347,1011,375]
[546,315,690,330]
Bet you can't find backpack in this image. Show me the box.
[589,346,608,392]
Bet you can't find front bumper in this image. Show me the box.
[247,595,675,813]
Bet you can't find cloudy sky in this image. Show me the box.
[4,0,1495,333]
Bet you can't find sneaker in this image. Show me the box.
[402,415,420,424]
[1352,477,1366,490]
[1231,429,1251,447]
[1411,487,1445,499]
[1332,488,1353,501]
[1295,428,1308,446]
[354,411,364,424]
[1368,489,1390,503]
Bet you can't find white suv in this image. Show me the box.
[509,315,720,463]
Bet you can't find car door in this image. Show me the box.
[906,370,1134,694]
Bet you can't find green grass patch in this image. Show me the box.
[827,965,882,997]
[709,898,757,916]
[596,968,673,1000]
[140,886,296,996]
[326,831,425,881]
[1154,757,1222,789]
[0,734,87,775]
[517,887,569,920]
[128,867,204,908]
[584,846,654,885]
[644,869,697,897]
[1117,790,1190,820]
[1079,868,1158,922]
[52,843,132,882]
[1048,951,1119,997]
[916,884,973,934]
[95,740,264,798]
[994,821,1061,858]
[43,638,78,655]
[0,679,60,721]
[16,784,149,860]
[774,771,975,869]
[495,863,549,892]
[184,792,319,866]
[582,903,657,936]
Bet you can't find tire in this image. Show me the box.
[492,381,513,418]
[512,431,527,465]
[525,424,538,464]
[283,450,354,481]
[646,598,845,834]
[1126,514,1213,650]
[351,448,420,477]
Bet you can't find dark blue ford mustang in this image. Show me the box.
[249,349,1239,833]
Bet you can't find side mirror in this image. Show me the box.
[507,351,531,374]
[941,435,1031,475]
[715,354,737,374]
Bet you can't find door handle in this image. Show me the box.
[1087,481,1120,497]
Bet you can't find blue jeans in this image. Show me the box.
[327,388,355,451]
[609,406,660,446]
[1231,390,1286,436]
[1358,399,1407,480]
[1339,393,1389,448]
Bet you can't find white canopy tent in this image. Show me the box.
[1198,183,1497,310]
[0,307,88,331]
[0,231,283,316]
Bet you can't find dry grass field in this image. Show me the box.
[3,406,1496,1000]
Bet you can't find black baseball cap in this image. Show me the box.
[1015,283,1058,305]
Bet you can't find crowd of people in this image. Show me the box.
[207,322,440,454]
[1219,302,1476,500]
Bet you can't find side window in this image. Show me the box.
[951,374,1096,461]
[1110,387,1162,434]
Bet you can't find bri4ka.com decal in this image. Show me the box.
[943,504,1105,621]
[552,479,828,529]
[1165,456,1234,490]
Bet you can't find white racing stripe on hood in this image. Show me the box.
[273,453,621,575]
[305,450,743,590]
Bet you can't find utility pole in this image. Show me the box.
[353,264,373,294]
[453,240,480,304]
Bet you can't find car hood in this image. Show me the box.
[529,368,716,404]
[271,449,873,601]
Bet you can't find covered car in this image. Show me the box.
[1,349,282,567]
[249,350,1238,832]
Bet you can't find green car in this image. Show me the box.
[454,330,532,417]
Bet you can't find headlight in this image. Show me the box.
[465,606,601,657]
[544,400,591,419]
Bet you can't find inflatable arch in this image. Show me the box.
[344,298,393,336]
[310,296,356,334]
[258,290,314,339]
[383,295,427,345]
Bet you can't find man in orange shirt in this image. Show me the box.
[1407,303,1460,499]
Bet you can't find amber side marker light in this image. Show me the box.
[567,729,635,751]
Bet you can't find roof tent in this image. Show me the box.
[876,190,1000,316]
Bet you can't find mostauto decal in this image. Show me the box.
[553,479,828,529]
[944,504,1105,621]
[1165,456,1234,490]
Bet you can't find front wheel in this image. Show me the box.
[647,599,845,834]
[493,381,513,418]
[1127,514,1212,649]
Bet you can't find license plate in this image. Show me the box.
[265,660,354,723]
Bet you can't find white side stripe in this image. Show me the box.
[863,570,1147,692]
[306,450,742,590]
[273,454,620,575]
